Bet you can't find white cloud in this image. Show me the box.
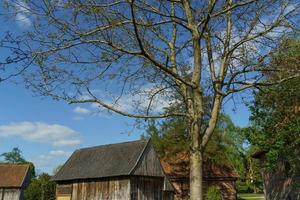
[15,13,31,27]
[14,0,32,27]
[53,139,81,146]
[0,122,81,146]
[31,150,72,171]
[114,84,173,114]
[73,85,174,116]
[49,150,72,157]
[73,106,91,114]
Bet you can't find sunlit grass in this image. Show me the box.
[238,193,265,200]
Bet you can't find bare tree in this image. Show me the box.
[1,0,300,199]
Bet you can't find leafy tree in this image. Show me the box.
[247,38,300,173]
[24,173,56,200]
[1,147,26,164]
[145,114,246,171]
[2,1,300,199]
[145,115,264,193]
[0,147,36,179]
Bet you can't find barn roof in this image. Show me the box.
[0,164,30,188]
[52,139,151,181]
[161,152,238,180]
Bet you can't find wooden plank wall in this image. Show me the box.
[0,189,21,200]
[133,144,165,177]
[57,179,130,200]
[130,176,163,200]
[162,191,174,200]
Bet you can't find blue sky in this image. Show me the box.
[0,2,250,174]
[0,81,250,174]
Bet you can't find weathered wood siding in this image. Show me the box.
[0,188,21,200]
[130,176,164,200]
[133,144,165,177]
[162,191,174,200]
[262,168,300,200]
[56,178,130,200]
[255,156,300,200]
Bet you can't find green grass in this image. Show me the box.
[238,193,265,200]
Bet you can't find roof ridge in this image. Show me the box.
[0,163,31,166]
[76,139,148,151]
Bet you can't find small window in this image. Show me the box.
[57,185,72,195]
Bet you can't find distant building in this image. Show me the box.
[52,139,174,200]
[252,151,300,200]
[161,153,238,200]
[0,164,31,200]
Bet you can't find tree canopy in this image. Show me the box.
[247,38,300,173]
[24,173,56,200]
[0,147,26,164]
[0,147,36,180]
[1,1,300,199]
[144,114,246,171]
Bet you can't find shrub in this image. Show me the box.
[206,186,222,200]
[24,173,55,200]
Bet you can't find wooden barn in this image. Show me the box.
[52,139,174,200]
[0,164,31,200]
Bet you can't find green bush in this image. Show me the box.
[24,173,55,200]
[237,181,253,193]
[206,186,222,200]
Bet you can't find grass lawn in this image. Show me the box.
[238,193,265,200]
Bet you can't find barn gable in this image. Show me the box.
[0,164,31,200]
[130,140,165,177]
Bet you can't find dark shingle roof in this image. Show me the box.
[52,139,149,181]
[0,164,30,188]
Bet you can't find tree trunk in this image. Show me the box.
[190,147,203,200]
[189,115,204,200]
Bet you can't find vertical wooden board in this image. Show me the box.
[77,182,83,200]
[72,182,78,200]
[0,189,3,200]
[91,181,96,200]
[133,145,165,177]
[109,179,130,200]
[80,182,84,200]
[3,189,21,200]
[56,179,130,200]
[95,181,103,200]
[131,177,164,200]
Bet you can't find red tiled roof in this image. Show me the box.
[160,152,238,179]
[0,164,30,188]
